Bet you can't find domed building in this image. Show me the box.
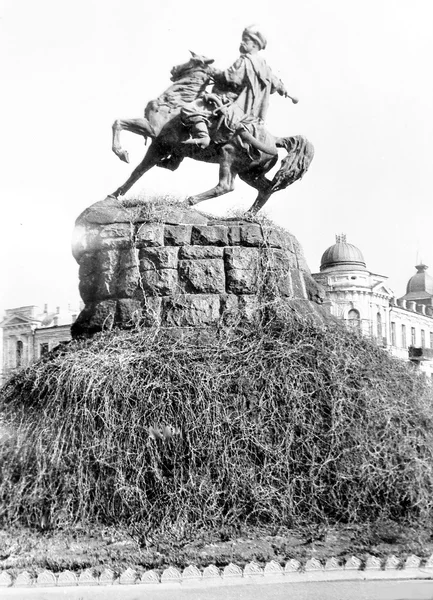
[313,235,433,375]
[313,234,394,339]
[400,263,433,305]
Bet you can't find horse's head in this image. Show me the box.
[170,51,214,82]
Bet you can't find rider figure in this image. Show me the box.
[182,25,289,148]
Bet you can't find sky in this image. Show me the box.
[1,0,433,318]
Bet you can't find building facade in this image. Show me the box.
[313,235,433,375]
[0,305,79,384]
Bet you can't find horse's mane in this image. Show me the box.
[151,63,212,111]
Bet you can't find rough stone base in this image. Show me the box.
[71,197,326,337]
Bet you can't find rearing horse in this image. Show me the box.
[111,53,314,215]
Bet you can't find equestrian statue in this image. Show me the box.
[111,25,314,215]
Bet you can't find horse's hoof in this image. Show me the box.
[113,148,130,163]
[119,150,130,164]
[185,197,195,206]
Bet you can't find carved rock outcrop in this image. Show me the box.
[71,197,325,337]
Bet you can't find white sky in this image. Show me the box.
[1,0,432,317]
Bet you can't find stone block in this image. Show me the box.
[179,259,226,294]
[263,270,292,297]
[79,275,99,304]
[261,227,287,248]
[225,248,260,294]
[220,294,239,324]
[77,196,132,225]
[238,295,261,320]
[116,299,143,327]
[304,273,326,303]
[140,297,162,326]
[161,295,220,326]
[97,222,134,250]
[224,247,259,270]
[226,268,259,295]
[141,269,179,296]
[116,270,140,298]
[227,225,241,245]
[80,266,118,302]
[136,223,164,247]
[240,223,263,246]
[290,269,307,298]
[97,270,117,300]
[78,252,98,279]
[71,300,117,336]
[72,225,101,260]
[260,247,297,271]
[291,236,309,270]
[179,246,224,260]
[116,249,140,298]
[191,225,228,246]
[164,224,192,246]
[98,248,119,272]
[139,247,178,270]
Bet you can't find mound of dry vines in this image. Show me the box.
[1,306,432,538]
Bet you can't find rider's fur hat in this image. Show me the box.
[243,25,267,50]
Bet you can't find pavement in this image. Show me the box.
[2,579,433,600]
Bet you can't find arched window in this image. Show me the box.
[347,309,361,328]
[16,340,23,367]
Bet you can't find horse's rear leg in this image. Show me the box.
[112,118,155,163]
[188,150,237,206]
[110,144,161,198]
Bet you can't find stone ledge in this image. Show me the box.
[1,554,432,589]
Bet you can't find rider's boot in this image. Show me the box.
[183,121,210,149]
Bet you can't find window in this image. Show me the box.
[376,312,382,338]
[40,343,49,357]
[16,340,23,367]
[402,325,407,349]
[421,330,425,348]
[347,309,360,329]
[430,332,433,348]
[391,322,396,346]
[411,327,416,346]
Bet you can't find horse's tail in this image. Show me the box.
[270,135,315,192]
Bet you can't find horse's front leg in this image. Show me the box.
[187,148,237,206]
[112,118,155,163]
[111,143,161,198]
[238,172,273,215]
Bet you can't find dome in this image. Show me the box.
[404,264,433,299]
[320,234,366,272]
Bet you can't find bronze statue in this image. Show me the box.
[181,25,292,148]
[111,27,313,214]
